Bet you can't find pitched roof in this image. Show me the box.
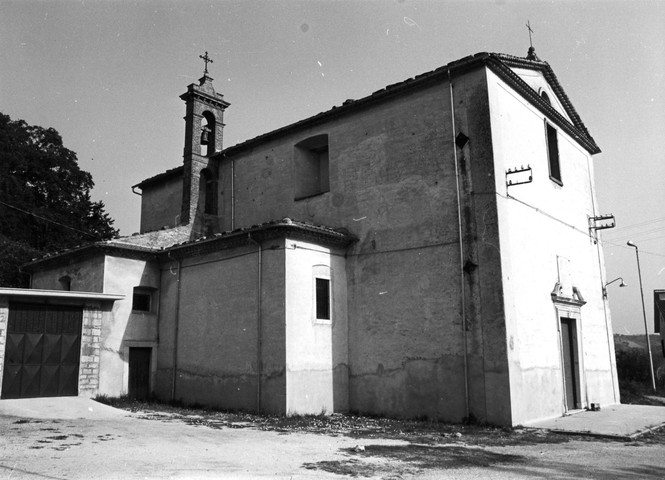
[132,165,183,191]
[23,219,355,271]
[221,52,599,158]
[136,51,600,192]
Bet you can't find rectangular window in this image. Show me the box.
[132,288,152,312]
[294,134,330,200]
[546,123,562,185]
[315,278,331,320]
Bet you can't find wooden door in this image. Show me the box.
[2,303,82,399]
[128,347,151,400]
[560,317,580,410]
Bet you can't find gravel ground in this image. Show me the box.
[1,400,664,479]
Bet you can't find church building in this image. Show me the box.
[0,49,619,426]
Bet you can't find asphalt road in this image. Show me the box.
[1,401,664,479]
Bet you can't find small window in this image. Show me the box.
[294,134,329,200]
[59,276,71,291]
[315,278,331,321]
[546,122,562,185]
[132,287,152,312]
[540,90,551,104]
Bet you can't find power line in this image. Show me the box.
[0,199,97,238]
[603,216,665,234]
[497,193,665,258]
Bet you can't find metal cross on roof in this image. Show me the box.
[199,51,213,75]
[526,20,534,48]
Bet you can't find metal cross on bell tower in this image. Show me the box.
[199,51,213,75]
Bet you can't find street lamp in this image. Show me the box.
[626,240,657,391]
[603,277,627,298]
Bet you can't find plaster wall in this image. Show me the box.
[140,175,183,233]
[0,297,9,392]
[448,67,513,425]
[509,68,572,122]
[284,238,348,415]
[222,81,472,421]
[487,69,618,424]
[157,243,287,413]
[99,256,160,396]
[30,255,105,293]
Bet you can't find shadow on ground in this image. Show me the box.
[302,442,665,479]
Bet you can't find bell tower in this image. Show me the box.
[179,52,230,233]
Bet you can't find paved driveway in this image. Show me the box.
[1,398,665,479]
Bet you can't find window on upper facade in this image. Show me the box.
[294,134,329,200]
[540,90,551,105]
[545,122,562,185]
[315,278,331,321]
[132,287,153,312]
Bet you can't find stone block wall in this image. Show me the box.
[78,304,103,396]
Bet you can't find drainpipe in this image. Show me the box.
[247,234,262,413]
[169,253,182,402]
[448,69,471,420]
[231,158,236,230]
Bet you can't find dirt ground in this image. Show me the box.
[1,401,665,479]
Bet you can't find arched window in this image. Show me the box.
[200,112,217,157]
[540,90,551,105]
[199,168,217,215]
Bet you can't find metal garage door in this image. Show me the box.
[2,303,83,399]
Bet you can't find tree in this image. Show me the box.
[0,113,118,287]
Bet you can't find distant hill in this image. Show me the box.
[614,334,663,358]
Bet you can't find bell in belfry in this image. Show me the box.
[200,126,210,145]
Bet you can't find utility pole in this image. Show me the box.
[627,241,657,392]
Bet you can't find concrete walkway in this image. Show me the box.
[0,396,130,420]
[527,403,665,439]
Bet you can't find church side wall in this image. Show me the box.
[487,69,618,425]
[156,244,287,413]
[140,175,183,234]
[222,82,473,422]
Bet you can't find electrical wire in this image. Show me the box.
[496,192,665,259]
[0,199,97,238]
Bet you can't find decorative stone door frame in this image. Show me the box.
[551,282,588,413]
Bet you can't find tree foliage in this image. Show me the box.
[0,113,118,287]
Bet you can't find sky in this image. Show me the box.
[1,0,664,335]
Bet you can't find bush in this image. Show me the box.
[616,347,653,385]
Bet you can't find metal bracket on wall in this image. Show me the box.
[506,165,533,188]
[588,214,615,243]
